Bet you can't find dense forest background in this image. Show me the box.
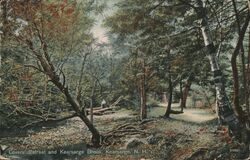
[0,0,250,160]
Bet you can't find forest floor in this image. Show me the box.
[0,104,247,160]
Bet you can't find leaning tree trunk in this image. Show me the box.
[26,40,101,147]
[50,73,101,147]
[196,0,242,138]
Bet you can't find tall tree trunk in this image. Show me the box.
[0,0,7,84]
[164,73,173,118]
[246,0,250,140]
[179,80,183,112]
[90,80,97,124]
[180,73,194,109]
[196,0,242,138]
[248,29,250,118]
[231,0,249,122]
[230,1,250,153]
[231,14,250,121]
[0,0,7,37]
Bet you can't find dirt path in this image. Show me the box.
[171,108,217,123]
[148,103,217,123]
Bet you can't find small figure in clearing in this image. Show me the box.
[101,99,107,108]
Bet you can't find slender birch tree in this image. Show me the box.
[195,0,249,142]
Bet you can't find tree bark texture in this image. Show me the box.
[248,29,250,118]
[0,0,7,84]
[231,0,250,121]
[231,15,250,121]
[179,80,183,112]
[196,0,242,138]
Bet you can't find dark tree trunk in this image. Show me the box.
[180,73,194,110]
[0,0,7,83]
[78,114,101,146]
[247,30,250,118]
[179,80,183,112]
[26,39,101,146]
[53,79,101,147]
[164,73,173,118]
[231,0,249,122]
[0,0,7,37]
